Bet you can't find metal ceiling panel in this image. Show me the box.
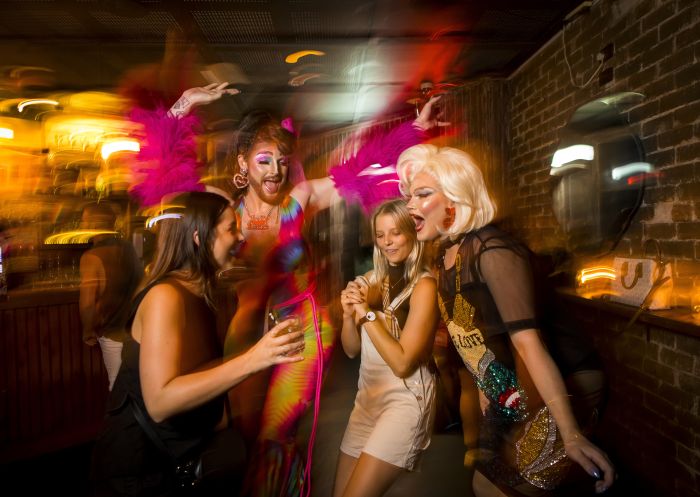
[0,11,84,37]
[193,10,277,43]
[91,11,181,41]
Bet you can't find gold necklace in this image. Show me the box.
[243,198,277,230]
[389,275,404,293]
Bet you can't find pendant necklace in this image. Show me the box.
[243,198,277,230]
[390,276,404,293]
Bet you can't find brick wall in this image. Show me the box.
[554,294,700,497]
[506,0,699,259]
[504,1,700,495]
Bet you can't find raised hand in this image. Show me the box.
[414,95,450,131]
[168,82,240,118]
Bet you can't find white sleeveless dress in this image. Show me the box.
[339,273,436,470]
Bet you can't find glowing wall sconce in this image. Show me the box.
[45,230,117,244]
[17,99,59,113]
[550,144,594,170]
[610,162,652,181]
[101,139,140,160]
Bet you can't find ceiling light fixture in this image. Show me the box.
[285,50,325,64]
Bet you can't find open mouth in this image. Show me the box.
[412,215,425,232]
[263,177,283,194]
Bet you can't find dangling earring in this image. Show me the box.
[232,168,249,189]
[443,207,456,229]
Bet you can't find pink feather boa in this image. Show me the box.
[129,107,204,207]
[328,121,426,213]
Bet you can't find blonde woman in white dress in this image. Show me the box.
[334,199,439,497]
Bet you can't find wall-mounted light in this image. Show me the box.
[45,230,117,245]
[101,139,140,160]
[17,99,59,113]
[611,162,652,181]
[551,144,594,169]
[0,127,13,139]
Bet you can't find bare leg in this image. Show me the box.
[340,452,404,497]
[473,469,509,497]
[333,451,358,497]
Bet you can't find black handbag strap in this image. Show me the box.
[128,395,177,462]
[621,270,672,333]
[643,238,663,261]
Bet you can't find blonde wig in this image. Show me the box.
[396,144,496,239]
[369,199,428,298]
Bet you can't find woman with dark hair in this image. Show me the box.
[90,191,305,497]
[126,84,445,497]
[397,144,615,497]
[334,199,438,497]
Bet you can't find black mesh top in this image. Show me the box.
[437,225,600,375]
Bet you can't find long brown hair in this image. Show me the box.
[144,191,230,307]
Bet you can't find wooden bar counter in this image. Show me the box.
[0,286,108,463]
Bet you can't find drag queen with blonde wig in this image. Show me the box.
[396,144,615,497]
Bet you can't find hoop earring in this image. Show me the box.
[232,169,249,189]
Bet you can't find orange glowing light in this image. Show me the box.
[285,50,325,64]
[578,266,616,284]
[0,127,13,139]
[17,99,59,113]
[101,140,140,160]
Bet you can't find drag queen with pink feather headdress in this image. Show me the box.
[128,82,445,497]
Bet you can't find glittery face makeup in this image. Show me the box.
[405,171,453,242]
[238,140,290,204]
[374,213,412,266]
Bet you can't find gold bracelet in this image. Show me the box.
[544,394,572,408]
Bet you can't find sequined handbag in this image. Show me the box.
[514,405,571,490]
[609,239,673,310]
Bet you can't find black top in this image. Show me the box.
[387,262,410,329]
[437,225,599,376]
[91,278,225,491]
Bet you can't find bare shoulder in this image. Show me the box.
[412,276,437,297]
[140,281,185,311]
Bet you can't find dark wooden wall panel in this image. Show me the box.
[0,295,108,462]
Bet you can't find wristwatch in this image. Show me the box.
[358,310,376,326]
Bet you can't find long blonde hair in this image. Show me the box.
[369,199,427,298]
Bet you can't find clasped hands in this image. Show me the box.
[341,278,370,322]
